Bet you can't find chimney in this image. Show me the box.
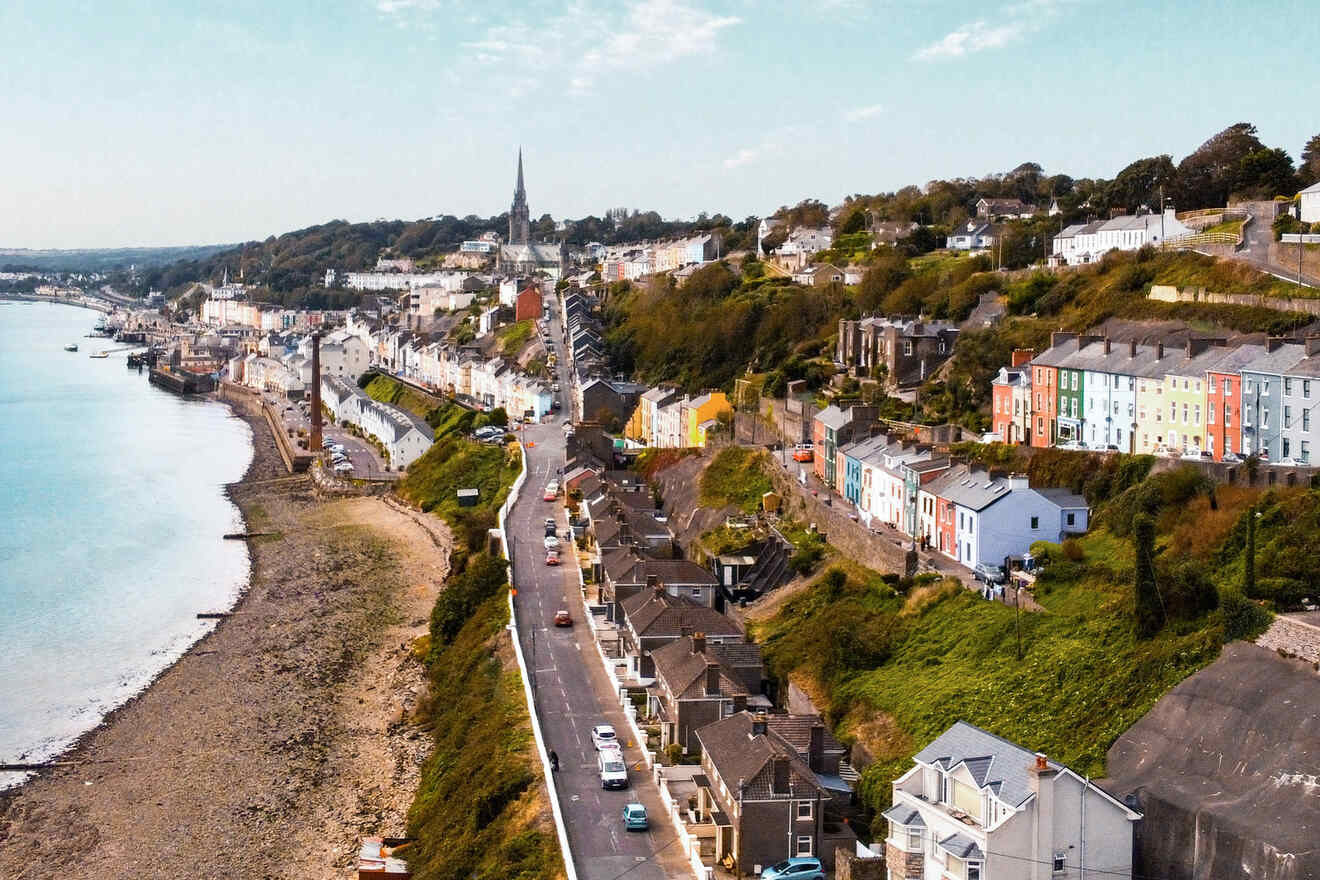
[1307,336,1320,358]
[1010,348,1035,368]
[1050,331,1076,349]
[1156,342,1164,359]
[692,632,706,655]
[1266,336,1287,353]
[772,757,791,794]
[705,662,720,696]
[1104,337,1112,355]
[1029,752,1059,873]
[309,332,323,452]
[620,522,631,544]
[751,712,768,737]
[647,574,661,595]
[1129,340,1137,358]
[732,694,747,713]
[808,722,825,772]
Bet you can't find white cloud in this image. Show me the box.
[914,20,1026,60]
[913,0,1074,61]
[844,103,884,122]
[723,147,762,169]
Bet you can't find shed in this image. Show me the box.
[456,488,480,507]
[761,490,781,513]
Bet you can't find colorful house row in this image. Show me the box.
[1000,333,1320,463]
[818,423,1088,570]
[623,388,733,449]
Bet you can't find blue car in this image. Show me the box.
[761,857,825,880]
[621,803,648,831]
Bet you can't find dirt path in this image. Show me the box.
[0,411,451,879]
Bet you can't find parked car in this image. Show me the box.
[972,563,1005,585]
[791,444,814,462]
[543,485,558,502]
[621,803,648,831]
[761,858,825,880]
[545,551,561,566]
[1221,452,1245,463]
[554,609,572,627]
[598,748,628,790]
[1181,449,1212,461]
[591,724,617,751]
[544,534,561,550]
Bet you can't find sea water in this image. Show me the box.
[0,302,253,786]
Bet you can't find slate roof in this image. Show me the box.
[765,715,846,756]
[882,804,925,827]
[913,720,1058,808]
[815,405,850,430]
[650,637,751,700]
[622,589,741,638]
[938,833,984,861]
[1036,488,1088,509]
[696,712,828,801]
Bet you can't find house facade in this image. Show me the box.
[836,316,959,389]
[885,721,1140,880]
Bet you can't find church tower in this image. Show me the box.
[509,149,530,246]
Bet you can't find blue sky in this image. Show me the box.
[2,0,1317,248]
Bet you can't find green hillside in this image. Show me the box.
[749,456,1281,820]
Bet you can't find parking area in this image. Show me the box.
[263,393,396,481]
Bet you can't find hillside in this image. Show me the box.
[738,451,1280,820]
[0,243,234,273]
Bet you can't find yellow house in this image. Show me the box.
[682,391,733,448]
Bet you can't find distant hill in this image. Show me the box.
[0,244,235,273]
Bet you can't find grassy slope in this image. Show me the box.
[362,373,444,421]
[406,588,561,880]
[751,460,1290,818]
[496,320,536,357]
[699,446,773,512]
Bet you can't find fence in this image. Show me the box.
[498,446,579,880]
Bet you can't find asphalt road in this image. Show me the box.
[505,299,690,880]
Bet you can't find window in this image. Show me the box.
[1265,380,1272,397]
[1224,377,1232,395]
[1246,379,1254,394]
[796,801,813,820]
[1225,407,1232,428]
[1053,853,1067,873]
[1245,408,1253,426]
[1286,378,1293,396]
[796,835,813,857]
[1263,409,1270,429]
[1305,380,1312,399]
[1030,516,1039,529]
[1284,438,1291,458]
[1113,400,1119,415]
[1070,399,1077,418]
[968,862,982,880]
[1037,417,1043,434]
[1183,378,1190,391]
[1066,512,1075,526]
[904,340,913,356]
[1209,406,1215,425]
[906,828,923,851]
[1183,403,1189,424]
[1169,403,1176,422]
[1071,372,1078,391]
[1303,441,1311,463]
[1285,405,1292,429]
[1306,410,1311,432]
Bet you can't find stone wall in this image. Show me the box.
[1148,284,1320,316]
[836,848,887,880]
[883,842,920,879]
[1255,614,1320,665]
[762,457,917,577]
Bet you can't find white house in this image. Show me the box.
[946,221,995,253]
[320,375,433,470]
[884,721,1140,880]
[1052,211,1192,266]
[1299,180,1320,224]
[924,471,1088,568]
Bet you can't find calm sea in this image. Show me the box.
[0,302,252,786]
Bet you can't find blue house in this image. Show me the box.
[841,434,891,507]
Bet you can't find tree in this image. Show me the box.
[1106,155,1177,213]
[1236,147,1297,199]
[1301,133,1320,187]
[1176,122,1267,208]
[838,206,868,235]
[1132,512,1165,638]
[1244,504,1257,597]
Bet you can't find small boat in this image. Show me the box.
[90,351,110,359]
[64,343,79,352]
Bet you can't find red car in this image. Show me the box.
[554,609,572,626]
[545,551,561,566]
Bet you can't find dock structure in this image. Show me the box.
[148,366,216,395]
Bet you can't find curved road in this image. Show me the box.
[507,306,690,880]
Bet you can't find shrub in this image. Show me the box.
[1220,591,1272,641]
[1061,538,1085,562]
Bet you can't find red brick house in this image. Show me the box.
[515,284,542,322]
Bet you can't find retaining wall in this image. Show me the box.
[1255,614,1320,665]
[1148,284,1320,315]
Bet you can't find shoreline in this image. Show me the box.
[0,395,453,877]
[0,292,115,313]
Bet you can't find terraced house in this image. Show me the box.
[885,722,1141,880]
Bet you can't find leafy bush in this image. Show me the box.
[1220,591,1272,641]
[428,554,509,649]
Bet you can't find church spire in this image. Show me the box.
[509,148,530,246]
[515,147,525,200]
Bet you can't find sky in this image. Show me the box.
[2,0,1318,249]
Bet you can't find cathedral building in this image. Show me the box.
[498,149,567,278]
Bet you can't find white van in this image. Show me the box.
[597,746,629,790]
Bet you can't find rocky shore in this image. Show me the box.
[0,408,452,878]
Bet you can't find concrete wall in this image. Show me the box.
[838,848,888,880]
[1148,284,1320,316]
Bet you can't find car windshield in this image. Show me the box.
[627,806,645,817]
[770,861,793,873]
[603,761,625,772]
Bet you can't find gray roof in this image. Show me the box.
[914,721,1057,808]
[934,471,1012,512]
[695,712,829,801]
[1239,342,1307,378]
[838,432,892,462]
[882,804,925,827]
[937,833,984,861]
[815,404,850,430]
[1036,488,1088,509]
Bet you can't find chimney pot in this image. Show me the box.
[1129,340,1137,358]
[751,713,768,737]
[692,632,706,655]
[1035,752,1048,771]
[1104,337,1112,355]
